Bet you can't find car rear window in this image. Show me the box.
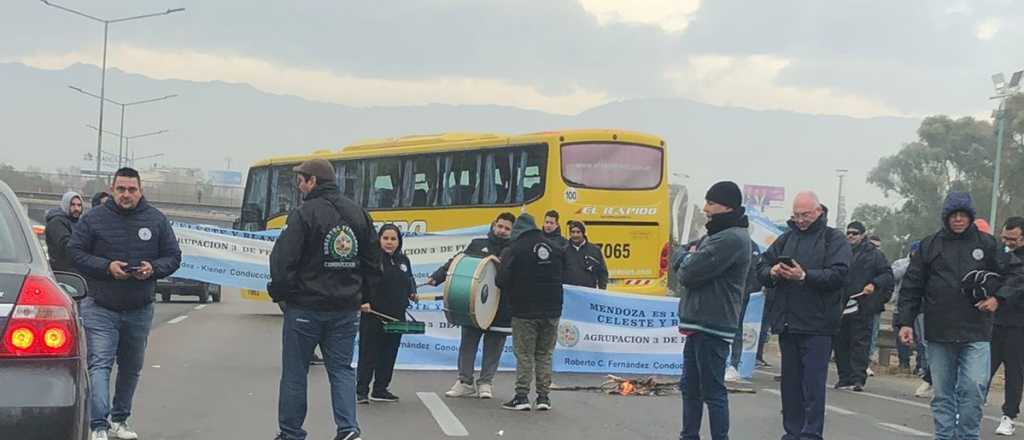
[0,193,31,263]
[561,143,663,190]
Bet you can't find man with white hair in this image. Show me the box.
[757,192,851,440]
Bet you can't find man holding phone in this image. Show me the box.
[757,191,851,440]
[69,167,182,440]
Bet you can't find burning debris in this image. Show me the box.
[551,375,756,397]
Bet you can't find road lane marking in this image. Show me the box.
[825,404,856,416]
[762,388,780,396]
[877,422,930,437]
[417,392,469,437]
[167,315,189,324]
[194,304,207,310]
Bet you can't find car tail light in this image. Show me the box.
[659,242,670,278]
[0,275,77,358]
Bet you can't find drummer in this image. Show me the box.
[357,224,417,404]
[427,212,516,400]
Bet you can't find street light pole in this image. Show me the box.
[86,124,169,168]
[989,70,1022,229]
[40,0,185,174]
[68,85,176,168]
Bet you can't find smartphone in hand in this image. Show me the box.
[776,256,797,267]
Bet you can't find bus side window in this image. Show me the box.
[367,158,401,209]
[483,151,514,205]
[402,155,440,208]
[242,166,270,226]
[515,144,547,203]
[335,160,364,205]
[442,151,481,206]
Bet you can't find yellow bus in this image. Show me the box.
[236,129,670,296]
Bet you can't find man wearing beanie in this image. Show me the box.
[757,191,851,440]
[496,213,565,411]
[675,181,752,440]
[833,221,893,392]
[898,191,1002,440]
[563,220,608,289]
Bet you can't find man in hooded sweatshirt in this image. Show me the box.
[45,191,84,272]
[496,213,565,411]
[898,191,1003,440]
[675,181,752,440]
[428,212,516,400]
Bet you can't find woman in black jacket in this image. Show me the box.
[357,224,416,403]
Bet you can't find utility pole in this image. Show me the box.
[835,169,848,228]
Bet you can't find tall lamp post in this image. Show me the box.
[40,0,184,175]
[69,85,177,168]
[86,124,169,167]
[989,70,1022,229]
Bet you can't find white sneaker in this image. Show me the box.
[867,367,875,377]
[997,416,1016,436]
[445,381,476,398]
[108,422,138,440]
[478,383,493,399]
[724,366,741,382]
[914,381,933,398]
[91,430,109,440]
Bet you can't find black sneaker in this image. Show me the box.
[535,395,551,411]
[756,359,771,368]
[357,394,369,404]
[370,390,399,402]
[335,431,362,440]
[833,380,852,390]
[502,395,531,411]
[851,384,864,392]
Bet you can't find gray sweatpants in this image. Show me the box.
[458,325,508,385]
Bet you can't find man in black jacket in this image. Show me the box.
[542,210,569,249]
[496,213,565,411]
[991,216,1024,435]
[268,159,382,440]
[833,221,893,392]
[563,220,609,289]
[897,192,1003,440]
[68,167,181,440]
[45,191,83,272]
[428,212,515,400]
[757,191,851,440]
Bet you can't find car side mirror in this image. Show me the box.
[54,271,88,300]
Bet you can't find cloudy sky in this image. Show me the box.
[4,0,1020,118]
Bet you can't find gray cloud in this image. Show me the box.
[3,0,1020,116]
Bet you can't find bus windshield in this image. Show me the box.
[561,143,663,190]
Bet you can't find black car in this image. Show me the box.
[0,180,89,440]
[155,277,221,303]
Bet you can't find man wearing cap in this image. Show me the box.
[833,221,893,392]
[898,192,1002,440]
[563,220,608,289]
[268,159,382,440]
[674,181,752,440]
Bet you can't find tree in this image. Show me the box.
[863,94,1023,248]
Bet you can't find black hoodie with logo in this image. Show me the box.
[497,214,565,319]
[268,182,382,311]
[371,225,417,320]
[897,192,1000,342]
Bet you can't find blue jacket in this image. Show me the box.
[68,198,182,311]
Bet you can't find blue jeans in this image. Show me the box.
[278,305,360,440]
[680,332,730,440]
[867,313,881,360]
[779,334,831,440]
[80,297,154,431]
[927,341,990,440]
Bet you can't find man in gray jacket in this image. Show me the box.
[675,181,752,440]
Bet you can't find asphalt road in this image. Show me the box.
[129,293,1018,439]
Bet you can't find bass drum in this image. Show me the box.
[443,254,501,330]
